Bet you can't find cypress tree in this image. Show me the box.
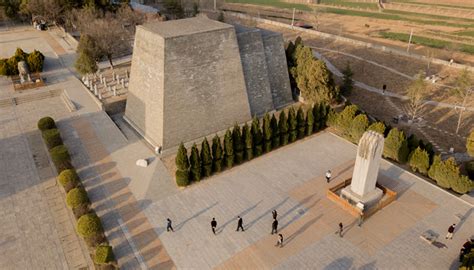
[262,113,272,153]
[367,121,386,135]
[408,147,429,175]
[279,111,289,146]
[224,129,233,168]
[306,106,314,136]
[175,143,190,187]
[288,107,297,143]
[349,114,369,143]
[242,123,253,161]
[189,144,201,182]
[407,134,420,152]
[312,103,320,132]
[200,138,212,178]
[233,124,244,164]
[383,128,410,163]
[337,104,358,135]
[297,107,306,139]
[466,130,474,157]
[251,117,263,156]
[319,102,330,128]
[271,114,280,149]
[211,135,223,173]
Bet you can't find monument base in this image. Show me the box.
[340,187,383,207]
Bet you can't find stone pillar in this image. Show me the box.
[341,131,384,206]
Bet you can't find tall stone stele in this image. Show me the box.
[341,131,384,207]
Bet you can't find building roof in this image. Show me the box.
[141,16,233,38]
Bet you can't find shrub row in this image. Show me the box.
[38,116,116,268]
[328,105,474,194]
[175,103,331,187]
[0,48,45,76]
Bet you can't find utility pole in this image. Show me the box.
[291,8,295,29]
[407,28,413,53]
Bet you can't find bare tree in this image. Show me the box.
[452,69,472,134]
[407,71,428,121]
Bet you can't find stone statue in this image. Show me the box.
[341,131,384,206]
[18,61,31,84]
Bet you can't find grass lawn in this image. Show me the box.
[455,30,474,38]
[225,0,312,11]
[319,0,379,10]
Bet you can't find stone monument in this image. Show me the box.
[341,131,384,206]
[18,61,31,84]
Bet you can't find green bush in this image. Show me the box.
[66,187,90,208]
[233,124,244,163]
[175,170,190,187]
[305,106,314,136]
[77,213,103,238]
[7,56,19,75]
[367,121,386,135]
[408,147,430,175]
[224,129,234,168]
[27,50,45,72]
[242,124,253,161]
[189,144,201,181]
[428,156,474,194]
[460,249,474,270]
[252,117,263,156]
[407,134,420,152]
[296,107,306,139]
[37,116,56,131]
[95,245,115,265]
[336,104,358,135]
[175,143,189,186]
[288,107,297,143]
[200,138,212,178]
[383,128,409,163]
[271,114,280,149]
[50,145,72,172]
[467,130,474,157]
[349,114,368,143]
[312,103,320,132]
[58,169,80,192]
[466,161,474,179]
[212,135,223,173]
[42,128,63,149]
[262,114,272,153]
[279,111,289,146]
[0,59,9,76]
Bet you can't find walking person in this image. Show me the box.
[337,222,343,237]
[275,234,283,248]
[211,218,217,235]
[382,84,387,95]
[271,219,279,235]
[446,224,456,240]
[272,210,278,220]
[236,216,244,232]
[325,170,332,183]
[166,218,174,232]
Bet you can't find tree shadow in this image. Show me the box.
[217,200,263,233]
[283,214,323,246]
[169,201,219,233]
[455,207,473,234]
[245,197,290,229]
[279,194,319,231]
[358,260,377,270]
[323,256,353,270]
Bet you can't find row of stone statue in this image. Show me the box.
[81,69,129,100]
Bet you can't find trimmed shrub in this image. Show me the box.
[312,103,320,132]
[319,102,330,129]
[66,187,89,208]
[296,107,306,139]
[42,128,63,149]
[94,245,115,265]
[349,114,369,143]
[37,116,56,131]
[367,121,385,135]
[58,169,80,192]
[270,114,280,149]
[326,107,337,127]
[251,117,263,156]
[451,175,474,194]
[279,111,289,146]
[50,145,72,172]
[466,161,474,179]
[233,124,244,163]
[27,50,45,72]
[383,128,409,163]
[189,144,201,181]
[306,106,314,136]
[224,129,233,168]
[200,138,212,178]
[408,147,430,175]
[467,130,474,157]
[336,104,358,134]
[262,113,272,153]
[212,135,223,173]
[242,124,253,161]
[288,107,297,143]
[175,143,190,187]
[77,213,103,238]
[428,156,474,194]
[0,59,9,76]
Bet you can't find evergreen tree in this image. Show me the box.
[211,135,223,173]
[312,103,320,132]
[341,62,354,95]
[407,134,420,152]
[279,111,289,146]
[288,107,297,142]
[224,129,233,168]
[349,114,369,143]
[336,104,358,135]
[367,121,386,135]
[242,123,253,161]
[467,130,474,157]
[306,106,314,136]
[200,138,212,178]
[383,128,410,163]
[319,102,330,128]
[251,117,263,156]
[262,113,272,153]
[189,144,201,182]
[175,143,190,187]
[271,114,280,149]
[232,124,244,164]
[297,107,306,139]
[408,147,430,175]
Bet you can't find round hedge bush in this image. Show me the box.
[37,116,56,131]
[66,187,89,209]
[94,245,115,265]
[77,213,103,238]
[58,169,79,192]
[42,128,63,149]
